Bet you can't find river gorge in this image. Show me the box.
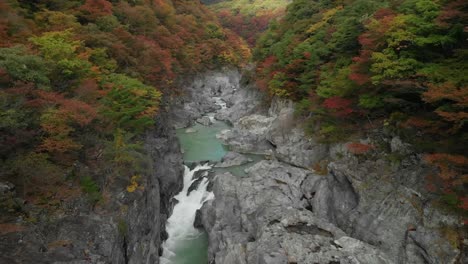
[0,68,463,264]
[157,68,462,263]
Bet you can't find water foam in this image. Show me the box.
[160,164,214,264]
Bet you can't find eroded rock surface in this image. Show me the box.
[197,70,463,264]
[199,161,395,264]
[215,152,252,168]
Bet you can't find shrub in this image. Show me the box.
[80,176,101,204]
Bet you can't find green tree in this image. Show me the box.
[0,46,50,86]
[101,74,162,132]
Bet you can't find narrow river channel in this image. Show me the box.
[159,98,263,264]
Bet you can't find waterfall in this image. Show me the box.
[160,96,229,263]
[160,164,214,264]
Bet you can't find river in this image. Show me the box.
[160,98,262,264]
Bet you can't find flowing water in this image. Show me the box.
[160,98,263,264]
[159,164,213,264]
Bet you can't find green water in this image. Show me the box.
[176,121,230,162]
[163,232,210,264]
[166,119,264,264]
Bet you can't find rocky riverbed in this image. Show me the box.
[172,67,464,264]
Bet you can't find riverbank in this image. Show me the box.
[169,67,463,263]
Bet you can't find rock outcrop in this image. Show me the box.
[217,97,329,168]
[199,161,394,264]
[215,152,252,168]
[0,109,184,264]
[198,70,464,264]
[171,68,246,129]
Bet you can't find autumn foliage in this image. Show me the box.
[216,10,283,46]
[0,0,249,205]
[425,154,468,210]
[254,0,468,211]
[322,97,353,117]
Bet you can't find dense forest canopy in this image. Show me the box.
[0,0,467,222]
[0,0,249,205]
[254,0,468,212]
[205,0,292,46]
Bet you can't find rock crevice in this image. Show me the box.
[196,69,462,264]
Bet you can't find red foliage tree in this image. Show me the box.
[349,9,396,85]
[425,153,468,211]
[80,0,113,21]
[436,0,468,27]
[322,96,353,117]
[217,9,282,46]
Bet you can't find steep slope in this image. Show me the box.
[0,0,249,263]
[254,0,468,215]
[203,0,292,46]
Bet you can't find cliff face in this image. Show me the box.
[197,70,464,264]
[1,68,464,264]
[0,108,184,264]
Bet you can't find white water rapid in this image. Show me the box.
[208,97,227,122]
[160,164,214,264]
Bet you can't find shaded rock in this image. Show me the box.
[193,209,203,229]
[265,99,328,168]
[187,177,203,196]
[187,69,462,264]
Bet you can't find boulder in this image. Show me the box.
[196,116,212,126]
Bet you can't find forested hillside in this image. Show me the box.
[0,0,249,209]
[254,0,467,212]
[205,0,291,46]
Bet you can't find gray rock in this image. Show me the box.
[217,115,275,154]
[215,152,252,168]
[200,74,462,264]
[390,136,412,154]
[170,67,242,127]
[406,227,460,264]
[218,95,328,168]
[215,83,264,124]
[302,158,461,264]
[196,116,212,126]
[265,99,329,168]
[199,161,394,264]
